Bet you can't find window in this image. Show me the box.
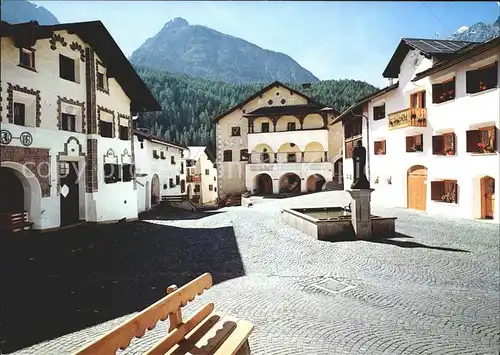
[287,122,296,131]
[160,151,166,160]
[62,113,76,132]
[431,180,458,204]
[99,120,113,138]
[373,104,385,120]
[13,102,25,126]
[466,62,498,94]
[176,175,180,185]
[194,184,200,193]
[209,184,213,191]
[344,117,362,140]
[231,127,241,136]
[432,78,455,104]
[214,176,216,181]
[122,164,133,182]
[153,150,159,159]
[169,178,175,188]
[59,54,76,82]
[345,137,361,159]
[205,169,210,175]
[432,132,456,155]
[466,126,496,154]
[261,122,270,133]
[97,72,105,90]
[374,140,386,155]
[405,134,423,152]
[104,163,120,183]
[171,156,176,164]
[214,187,217,192]
[410,91,426,109]
[140,143,144,149]
[19,48,35,69]
[119,126,129,140]
[223,150,232,162]
[180,162,184,174]
[287,153,297,163]
[240,149,249,161]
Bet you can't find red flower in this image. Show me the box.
[478,142,487,150]
[481,86,487,90]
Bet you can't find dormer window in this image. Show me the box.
[19,48,35,70]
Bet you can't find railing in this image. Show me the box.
[388,108,427,130]
[187,174,201,183]
[247,151,328,164]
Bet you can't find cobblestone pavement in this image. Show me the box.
[4,191,500,355]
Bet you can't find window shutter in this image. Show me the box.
[432,83,441,103]
[466,129,479,153]
[432,135,444,155]
[405,136,412,152]
[483,62,498,89]
[431,181,444,201]
[466,69,479,94]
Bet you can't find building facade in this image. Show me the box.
[0,20,160,230]
[133,129,187,213]
[336,37,499,222]
[214,82,342,201]
[186,146,218,205]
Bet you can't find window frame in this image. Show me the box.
[122,164,134,182]
[104,163,121,184]
[223,150,232,162]
[119,125,129,141]
[410,91,426,109]
[240,149,249,161]
[432,77,455,104]
[99,120,113,138]
[374,140,386,155]
[231,126,241,136]
[431,180,458,204]
[466,61,498,94]
[261,122,270,133]
[405,134,424,153]
[19,47,36,70]
[432,132,456,156]
[287,153,297,163]
[59,54,76,82]
[466,126,496,154]
[287,122,296,131]
[61,113,76,132]
[373,104,386,121]
[13,102,26,126]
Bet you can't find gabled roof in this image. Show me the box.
[413,36,500,82]
[331,82,398,125]
[243,103,334,117]
[382,38,478,78]
[212,81,337,123]
[0,20,161,112]
[133,129,187,150]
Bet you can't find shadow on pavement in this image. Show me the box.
[0,219,244,353]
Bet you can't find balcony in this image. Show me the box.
[187,174,201,183]
[388,108,427,130]
[247,161,331,173]
[247,128,328,153]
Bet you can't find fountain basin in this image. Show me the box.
[281,207,396,241]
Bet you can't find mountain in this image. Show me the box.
[130,18,319,84]
[135,66,379,149]
[1,0,59,25]
[448,16,499,42]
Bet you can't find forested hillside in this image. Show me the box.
[136,67,379,150]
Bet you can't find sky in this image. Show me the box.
[31,1,498,88]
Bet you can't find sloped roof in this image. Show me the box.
[382,38,478,78]
[243,103,334,117]
[0,20,161,112]
[331,82,399,125]
[187,146,206,161]
[212,81,337,123]
[413,36,500,82]
[133,129,187,149]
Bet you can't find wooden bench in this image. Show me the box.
[0,212,34,234]
[73,273,254,355]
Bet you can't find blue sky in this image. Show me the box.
[32,1,498,88]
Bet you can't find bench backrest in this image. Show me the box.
[74,273,213,355]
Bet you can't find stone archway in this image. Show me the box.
[407,165,427,211]
[0,162,42,226]
[480,176,495,219]
[254,173,273,195]
[151,174,160,206]
[306,174,326,193]
[279,173,301,194]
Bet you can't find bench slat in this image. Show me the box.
[213,320,253,355]
[73,273,213,355]
[144,302,214,355]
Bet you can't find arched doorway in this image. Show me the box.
[0,168,24,213]
[279,173,301,194]
[151,174,160,206]
[407,165,427,211]
[306,174,326,193]
[255,173,273,195]
[480,176,495,219]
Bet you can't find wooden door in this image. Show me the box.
[481,177,495,219]
[60,162,80,226]
[407,167,427,211]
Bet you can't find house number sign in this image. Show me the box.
[0,129,33,147]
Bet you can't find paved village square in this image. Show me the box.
[1,2,500,354]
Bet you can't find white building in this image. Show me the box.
[214,82,343,201]
[0,20,160,230]
[335,37,499,222]
[186,146,218,206]
[133,129,188,213]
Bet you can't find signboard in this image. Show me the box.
[0,129,33,146]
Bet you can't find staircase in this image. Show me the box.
[162,195,197,212]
